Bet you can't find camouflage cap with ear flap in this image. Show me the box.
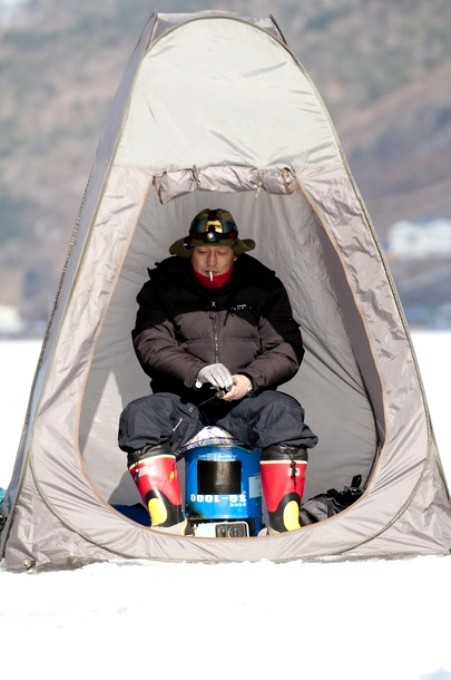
[169,208,256,258]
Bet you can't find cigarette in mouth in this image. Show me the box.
[209,271,214,281]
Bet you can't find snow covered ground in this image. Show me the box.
[0,332,450,680]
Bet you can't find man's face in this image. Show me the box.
[191,245,236,278]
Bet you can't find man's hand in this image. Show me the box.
[220,374,253,401]
[196,363,234,391]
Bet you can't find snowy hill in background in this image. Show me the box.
[1,0,451,333]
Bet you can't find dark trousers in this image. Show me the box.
[118,390,318,456]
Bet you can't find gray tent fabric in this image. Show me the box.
[1,10,451,570]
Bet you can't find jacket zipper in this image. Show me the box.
[208,301,219,362]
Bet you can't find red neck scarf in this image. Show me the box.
[192,265,234,290]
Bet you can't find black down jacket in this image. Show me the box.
[132,254,304,403]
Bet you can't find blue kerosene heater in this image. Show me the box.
[184,428,262,537]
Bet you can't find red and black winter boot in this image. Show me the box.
[260,446,308,533]
[128,444,187,534]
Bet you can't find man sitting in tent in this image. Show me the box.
[118,208,318,534]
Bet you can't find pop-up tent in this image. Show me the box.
[1,10,450,570]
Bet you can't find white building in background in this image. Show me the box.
[387,218,451,259]
[0,305,23,335]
